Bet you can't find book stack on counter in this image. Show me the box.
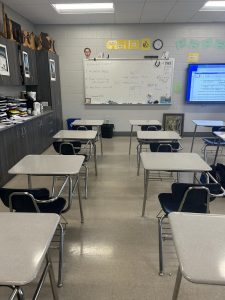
[0,97,9,124]
[7,98,28,119]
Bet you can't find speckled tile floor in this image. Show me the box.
[1,136,225,299]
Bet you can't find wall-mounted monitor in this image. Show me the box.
[186,63,225,104]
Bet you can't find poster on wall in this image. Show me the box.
[22,51,30,78]
[0,44,10,76]
[49,59,56,81]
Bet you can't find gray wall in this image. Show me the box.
[36,23,225,132]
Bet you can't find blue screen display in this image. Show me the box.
[186,64,225,103]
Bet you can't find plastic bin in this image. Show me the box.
[66,118,81,130]
[101,124,114,138]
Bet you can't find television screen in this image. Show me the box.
[186,64,225,103]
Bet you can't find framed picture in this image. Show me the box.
[163,113,184,136]
[0,43,9,76]
[49,59,56,81]
[22,51,30,78]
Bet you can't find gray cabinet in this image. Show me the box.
[0,112,55,187]
[36,51,63,131]
[0,37,22,86]
[21,46,38,85]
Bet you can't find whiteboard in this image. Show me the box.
[84,58,175,105]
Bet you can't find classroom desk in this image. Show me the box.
[140,152,211,216]
[53,130,98,176]
[137,130,181,175]
[0,212,59,300]
[190,120,225,152]
[9,154,85,223]
[72,119,104,155]
[129,120,162,155]
[169,212,225,300]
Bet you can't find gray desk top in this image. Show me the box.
[169,212,225,285]
[192,120,225,127]
[214,131,225,141]
[0,213,59,285]
[53,130,97,140]
[140,152,211,171]
[137,130,181,140]
[129,120,162,126]
[9,154,84,175]
[72,120,104,126]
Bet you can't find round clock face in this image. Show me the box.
[153,39,163,50]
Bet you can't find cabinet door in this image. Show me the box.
[21,46,38,85]
[36,50,51,102]
[0,130,11,186]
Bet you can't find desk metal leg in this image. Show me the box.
[142,169,149,217]
[16,288,24,300]
[47,253,59,300]
[33,253,59,300]
[190,125,197,152]
[94,143,98,176]
[8,288,24,300]
[28,175,32,189]
[172,267,182,300]
[99,126,103,155]
[213,144,220,165]
[129,125,133,155]
[137,142,142,176]
[77,176,84,223]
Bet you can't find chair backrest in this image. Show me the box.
[212,126,225,132]
[157,143,172,152]
[60,142,75,155]
[171,183,217,213]
[141,125,161,131]
[53,141,61,154]
[73,125,92,130]
[150,141,182,152]
[0,188,49,212]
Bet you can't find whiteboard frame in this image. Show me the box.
[83,58,174,105]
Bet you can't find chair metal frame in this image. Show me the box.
[201,126,225,163]
[137,141,183,177]
[157,177,225,276]
[7,184,68,288]
[53,140,92,199]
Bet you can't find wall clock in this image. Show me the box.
[153,39,163,50]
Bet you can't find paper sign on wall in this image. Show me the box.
[187,52,199,63]
[106,38,151,50]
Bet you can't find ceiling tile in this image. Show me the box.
[165,1,206,22]
[140,2,174,23]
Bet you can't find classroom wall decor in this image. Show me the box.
[84,58,174,105]
[106,38,151,50]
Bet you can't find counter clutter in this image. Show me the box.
[0,96,44,128]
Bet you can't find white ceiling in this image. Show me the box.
[5,0,225,24]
